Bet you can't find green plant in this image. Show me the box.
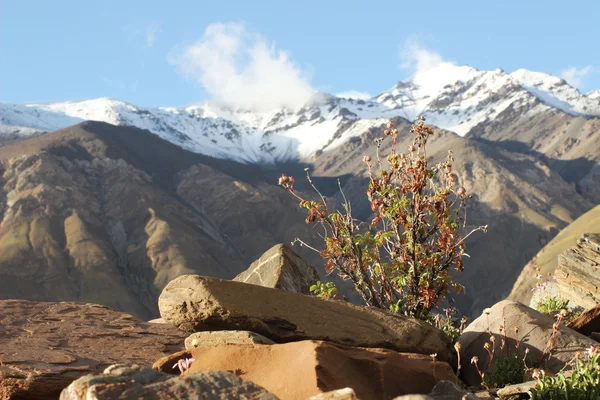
[536,296,570,315]
[279,119,487,320]
[528,346,600,400]
[433,306,469,343]
[309,280,338,300]
[471,319,529,390]
[483,357,526,389]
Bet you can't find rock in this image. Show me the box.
[158,274,454,363]
[148,317,166,323]
[185,330,276,350]
[307,388,359,400]
[495,381,537,399]
[592,332,600,342]
[0,300,187,400]
[393,396,432,400]
[185,340,456,400]
[233,243,320,294]
[567,305,600,337]
[458,300,598,386]
[555,233,600,310]
[428,381,480,399]
[59,364,279,399]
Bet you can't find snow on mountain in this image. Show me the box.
[374,64,600,136]
[1,66,598,163]
[0,96,393,163]
[589,90,600,100]
[510,69,600,116]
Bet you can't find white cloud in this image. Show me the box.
[400,39,448,73]
[144,22,162,48]
[167,22,315,111]
[559,66,595,89]
[335,90,372,100]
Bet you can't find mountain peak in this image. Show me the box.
[2,64,599,164]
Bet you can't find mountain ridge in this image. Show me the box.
[2,66,599,165]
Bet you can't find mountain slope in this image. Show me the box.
[0,121,325,319]
[0,65,598,316]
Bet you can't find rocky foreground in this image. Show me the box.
[1,242,599,399]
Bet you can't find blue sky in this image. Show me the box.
[2,0,599,107]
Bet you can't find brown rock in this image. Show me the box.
[458,300,598,386]
[158,275,454,363]
[234,243,320,294]
[186,341,456,400]
[185,330,276,350]
[555,233,600,310]
[567,305,600,337]
[59,364,279,400]
[148,317,167,323]
[0,300,187,400]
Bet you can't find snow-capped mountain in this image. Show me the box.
[2,65,599,163]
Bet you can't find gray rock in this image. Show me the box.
[458,300,598,386]
[429,381,481,399]
[307,388,359,400]
[496,380,537,399]
[158,274,455,364]
[59,364,279,400]
[233,243,320,294]
[185,330,275,350]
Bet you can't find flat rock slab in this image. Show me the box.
[60,364,278,400]
[0,300,187,400]
[233,243,320,294]
[158,275,454,363]
[186,340,456,400]
[185,330,276,350]
[458,300,598,386]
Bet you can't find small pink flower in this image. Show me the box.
[173,357,195,375]
[363,155,372,163]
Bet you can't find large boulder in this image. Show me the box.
[185,341,456,399]
[554,233,600,310]
[0,300,187,400]
[59,364,278,400]
[233,243,320,294]
[158,274,454,363]
[458,300,598,386]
